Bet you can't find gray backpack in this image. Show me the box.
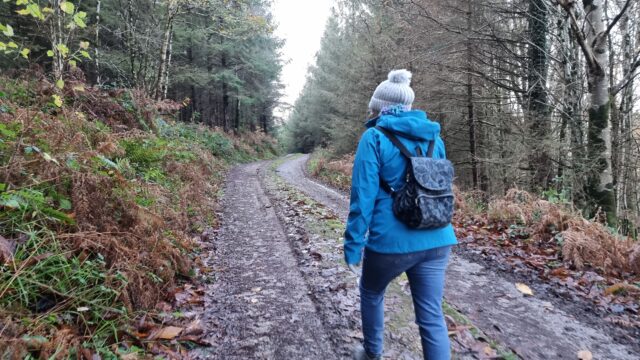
[376,126,455,229]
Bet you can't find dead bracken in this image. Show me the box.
[0,74,278,357]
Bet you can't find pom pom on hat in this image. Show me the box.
[387,69,412,85]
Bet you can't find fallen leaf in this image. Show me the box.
[182,319,204,336]
[19,252,54,268]
[483,345,495,356]
[155,301,172,312]
[176,334,212,345]
[604,283,640,296]
[20,335,48,349]
[0,235,15,264]
[149,326,183,340]
[577,350,593,360]
[550,267,570,278]
[515,283,534,296]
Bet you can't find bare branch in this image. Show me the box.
[604,0,632,38]
[557,0,599,71]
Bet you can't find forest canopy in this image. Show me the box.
[0,0,284,133]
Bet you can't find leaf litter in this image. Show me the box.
[455,189,640,349]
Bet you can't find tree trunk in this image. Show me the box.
[466,0,478,190]
[527,0,552,190]
[124,0,136,85]
[234,95,240,132]
[155,3,177,100]
[260,113,268,134]
[560,5,585,206]
[583,0,616,224]
[95,0,102,84]
[221,51,229,132]
[50,0,65,84]
[616,0,638,232]
[162,27,173,99]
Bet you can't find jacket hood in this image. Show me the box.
[365,110,440,141]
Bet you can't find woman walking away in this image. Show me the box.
[344,69,457,360]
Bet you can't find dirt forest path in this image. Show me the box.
[194,155,637,359]
[192,161,338,360]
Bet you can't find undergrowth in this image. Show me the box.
[307,149,353,192]
[0,75,279,357]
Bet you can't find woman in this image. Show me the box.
[344,69,457,360]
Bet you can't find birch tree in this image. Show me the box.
[559,0,632,223]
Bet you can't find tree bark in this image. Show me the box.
[162,26,173,99]
[50,0,65,84]
[155,2,178,100]
[221,51,229,132]
[583,0,616,223]
[466,0,478,190]
[95,0,102,84]
[527,0,552,190]
[560,0,623,223]
[234,95,240,132]
[560,4,586,207]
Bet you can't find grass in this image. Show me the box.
[0,198,128,357]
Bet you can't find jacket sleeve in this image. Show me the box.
[343,129,380,265]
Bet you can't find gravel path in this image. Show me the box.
[276,154,638,360]
[193,162,337,359]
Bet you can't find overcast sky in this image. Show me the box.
[272,0,333,119]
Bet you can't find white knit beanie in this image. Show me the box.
[368,69,415,112]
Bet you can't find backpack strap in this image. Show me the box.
[376,126,435,158]
[426,140,435,158]
[375,126,414,193]
[375,126,414,159]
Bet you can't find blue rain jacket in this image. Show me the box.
[343,109,458,265]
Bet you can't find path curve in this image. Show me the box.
[276,154,637,360]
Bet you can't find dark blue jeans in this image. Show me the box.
[360,246,451,359]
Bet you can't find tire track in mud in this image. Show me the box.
[274,154,638,360]
[192,162,338,360]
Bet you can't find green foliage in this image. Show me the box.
[542,188,571,205]
[158,119,278,163]
[0,180,127,353]
[0,121,20,161]
[0,230,127,353]
[201,132,235,158]
[0,17,28,60]
[120,139,166,171]
[0,187,75,225]
[0,79,36,106]
[283,9,383,154]
[1,0,92,106]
